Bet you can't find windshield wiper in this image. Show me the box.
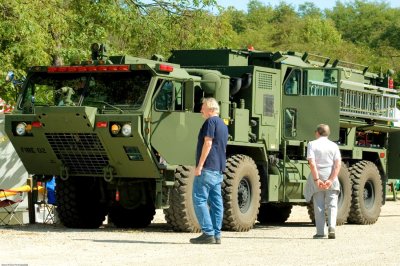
[86,100,124,114]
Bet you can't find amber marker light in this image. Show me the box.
[25,124,33,133]
[111,124,121,135]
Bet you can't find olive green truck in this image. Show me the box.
[5,44,400,230]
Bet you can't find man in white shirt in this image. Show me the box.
[305,124,341,239]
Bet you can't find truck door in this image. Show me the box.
[282,68,340,141]
[150,79,203,166]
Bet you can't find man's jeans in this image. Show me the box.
[193,169,224,237]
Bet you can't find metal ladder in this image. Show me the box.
[340,80,399,122]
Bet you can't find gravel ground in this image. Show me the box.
[1,200,399,266]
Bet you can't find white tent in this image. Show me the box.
[0,114,29,224]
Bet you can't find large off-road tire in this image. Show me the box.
[348,161,382,224]
[336,165,352,225]
[223,154,261,231]
[56,177,108,229]
[257,203,292,224]
[109,202,155,228]
[307,164,352,226]
[163,165,200,232]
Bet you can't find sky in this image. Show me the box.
[215,0,400,11]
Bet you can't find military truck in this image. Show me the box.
[4,43,399,230]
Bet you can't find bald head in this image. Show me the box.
[316,124,330,137]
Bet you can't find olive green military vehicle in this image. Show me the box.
[5,44,400,230]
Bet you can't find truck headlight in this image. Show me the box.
[121,123,132,137]
[16,122,27,136]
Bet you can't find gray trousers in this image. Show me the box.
[313,190,339,235]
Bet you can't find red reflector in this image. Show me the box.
[107,66,118,71]
[380,152,385,158]
[158,64,174,72]
[77,66,87,72]
[32,121,42,128]
[115,190,120,202]
[66,66,78,72]
[96,121,108,128]
[48,65,129,73]
[118,65,129,71]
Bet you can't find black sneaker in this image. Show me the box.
[190,233,216,244]
[328,227,335,239]
[215,237,221,244]
[313,234,326,239]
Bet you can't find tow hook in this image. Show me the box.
[60,165,69,181]
[103,165,114,183]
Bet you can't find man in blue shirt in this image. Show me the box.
[190,98,228,244]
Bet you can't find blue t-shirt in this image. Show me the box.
[196,116,228,172]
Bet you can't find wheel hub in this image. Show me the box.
[363,180,375,209]
[238,177,251,213]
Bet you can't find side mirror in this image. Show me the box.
[5,71,25,102]
[184,80,194,111]
[5,71,15,83]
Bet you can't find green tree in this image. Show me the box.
[298,2,322,18]
[326,0,394,47]
[0,0,220,101]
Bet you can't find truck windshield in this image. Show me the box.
[19,70,151,112]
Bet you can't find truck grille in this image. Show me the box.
[46,133,109,175]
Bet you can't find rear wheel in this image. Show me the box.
[56,176,108,229]
[109,202,155,228]
[348,161,382,224]
[307,164,352,226]
[163,165,200,232]
[222,154,261,231]
[258,203,292,224]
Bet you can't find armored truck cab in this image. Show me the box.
[5,45,231,228]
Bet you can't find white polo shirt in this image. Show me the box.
[307,136,341,169]
[304,136,341,202]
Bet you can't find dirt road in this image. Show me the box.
[1,200,399,266]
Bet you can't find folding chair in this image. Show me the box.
[0,185,31,225]
[35,177,56,224]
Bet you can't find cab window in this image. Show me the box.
[283,69,301,95]
[154,80,184,111]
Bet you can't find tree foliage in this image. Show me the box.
[1,0,400,101]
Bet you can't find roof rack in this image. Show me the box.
[301,52,330,67]
[332,59,369,75]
